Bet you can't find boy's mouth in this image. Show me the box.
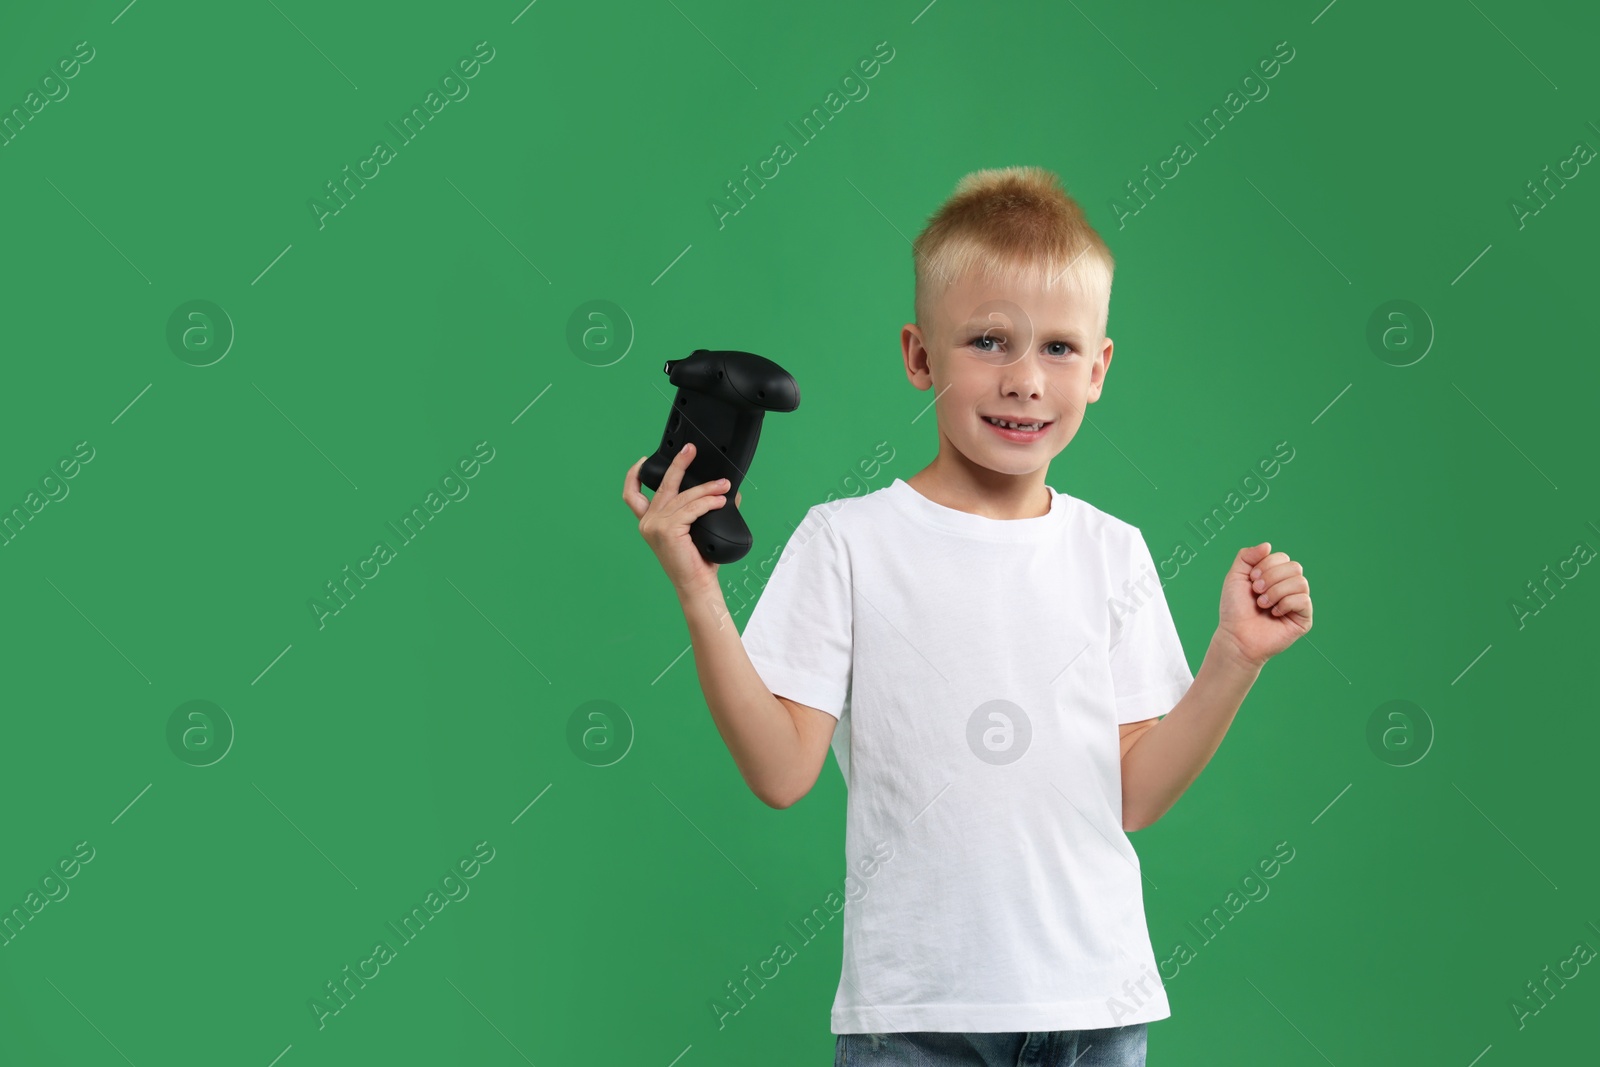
[982,415,1052,437]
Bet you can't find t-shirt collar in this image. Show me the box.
[886,477,1069,542]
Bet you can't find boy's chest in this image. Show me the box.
[840,543,1125,805]
[850,543,1117,701]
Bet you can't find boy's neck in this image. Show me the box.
[905,460,1051,521]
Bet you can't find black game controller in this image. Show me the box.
[640,349,800,564]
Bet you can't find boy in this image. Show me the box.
[622,166,1313,1066]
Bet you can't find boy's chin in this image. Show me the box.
[963,449,1056,477]
[969,434,1069,462]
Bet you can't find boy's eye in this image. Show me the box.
[967,335,1075,359]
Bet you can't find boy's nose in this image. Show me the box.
[999,363,1046,397]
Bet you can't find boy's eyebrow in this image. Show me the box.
[956,318,1087,342]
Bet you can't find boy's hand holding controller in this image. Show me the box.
[623,441,740,600]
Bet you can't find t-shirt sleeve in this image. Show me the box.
[1108,526,1194,724]
[739,505,853,720]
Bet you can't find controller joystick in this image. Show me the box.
[640,349,800,563]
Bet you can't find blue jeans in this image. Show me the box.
[835,1024,1147,1067]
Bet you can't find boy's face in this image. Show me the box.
[902,269,1112,477]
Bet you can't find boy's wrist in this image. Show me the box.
[676,576,724,605]
[676,579,731,625]
[1208,627,1266,677]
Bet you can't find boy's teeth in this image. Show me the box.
[985,417,1043,431]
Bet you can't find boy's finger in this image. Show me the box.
[1257,576,1306,607]
[1248,548,1291,579]
[1235,543,1271,574]
[1271,591,1312,619]
[660,442,694,495]
[621,457,648,516]
[1252,560,1303,589]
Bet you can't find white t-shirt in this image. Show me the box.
[739,477,1194,1034]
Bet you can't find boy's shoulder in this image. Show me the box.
[1060,489,1142,540]
[776,484,894,558]
[1048,489,1150,575]
[801,481,900,525]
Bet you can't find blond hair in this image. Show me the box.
[912,166,1115,341]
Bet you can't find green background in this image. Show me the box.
[2,0,1596,1064]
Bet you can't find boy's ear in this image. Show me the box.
[1087,337,1113,402]
[901,322,934,390]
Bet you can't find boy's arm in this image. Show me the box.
[677,581,828,810]
[1119,541,1313,831]
[1118,630,1261,832]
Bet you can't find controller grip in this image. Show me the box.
[638,455,753,563]
[687,497,751,562]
